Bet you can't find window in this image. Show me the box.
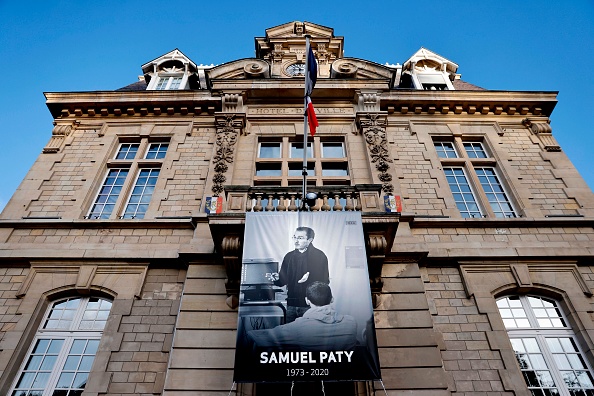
[434,139,517,218]
[416,73,452,91]
[498,295,594,396]
[10,297,112,396]
[87,140,168,219]
[444,167,482,218]
[435,142,457,158]
[258,143,281,158]
[255,138,349,187]
[154,76,183,90]
[121,168,160,219]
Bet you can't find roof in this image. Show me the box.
[116,81,148,91]
[452,79,485,91]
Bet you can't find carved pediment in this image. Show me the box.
[403,47,458,75]
[141,48,197,75]
[256,21,344,68]
[331,58,396,82]
[207,59,270,80]
[263,20,335,39]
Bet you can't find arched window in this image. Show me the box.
[497,295,594,396]
[10,296,112,396]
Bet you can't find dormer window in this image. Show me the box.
[401,48,458,91]
[155,76,183,90]
[142,49,199,91]
[417,73,450,91]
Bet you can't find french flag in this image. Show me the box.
[305,42,318,136]
[306,96,318,136]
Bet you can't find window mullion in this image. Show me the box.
[520,295,539,328]
[537,334,572,396]
[42,336,74,396]
[115,162,139,219]
[465,163,495,218]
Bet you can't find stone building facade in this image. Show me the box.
[1,21,593,396]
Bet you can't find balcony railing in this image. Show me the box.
[223,185,384,213]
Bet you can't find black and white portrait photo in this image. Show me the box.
[233,212,381,383]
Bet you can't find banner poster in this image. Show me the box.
[233,211,381,383]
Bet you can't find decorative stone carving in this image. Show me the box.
[222,93,244,112]
[222,235,242,308]
[523,118,561,151]
[366,233,387,308]
[43,124,73,153]
[355,90,382,113]
[358,113,394,194]
[243,61,268,78]
[211,114,245,196]
[332,60,358,78]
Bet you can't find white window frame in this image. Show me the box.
[255,137,350,187]
[320,142,345,158]
[258,142,282,158]
[9,297,112,396]
[121,168,161,219]
[412,72,454,91]
[289,142,313,159]
[443,166,484,218]
[435,137,518,218]
[87,139,169,220]
[499,295,594,396]
[150,74,187,90]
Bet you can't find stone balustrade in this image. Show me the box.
[223,184,384,213]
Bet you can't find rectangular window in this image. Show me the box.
[476,167,516,218]
[88,139,168,220]
[255,163,282,177]
[321,142,345,158]
[290,142,313,158]
[463,142,488,158]
[322,163,349,177]
[12,338,64,395]
[444,167,482,218]
[88,169,129,219]
[288,163,315,176]
[434,142,458,158]
[436,138,518,218]
[155,76,183,90]
[258,143,281,158]
[122,169,160,219]
[115,143,139,160]
[145,143,169,159]
[256,138,349,187]
[418,73,449,91]
[169,77,182,90]
[155,77,169,90]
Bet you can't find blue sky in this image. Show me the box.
[1,1,592,212]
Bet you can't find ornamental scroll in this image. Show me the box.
[211,114,245,196]
[43,124,73,153]
[358,113,394,194]
[523,118,561,152]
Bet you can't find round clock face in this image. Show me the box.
[286,63,306,76]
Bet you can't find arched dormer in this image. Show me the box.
[142,49,200,90]
[401,47,459,90]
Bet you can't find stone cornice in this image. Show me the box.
[44,91,221,119]
[404,216,593,228]
[44,87,558,120]
[210,78,391,98]
[0,217,201,230]
[381,90,558,117]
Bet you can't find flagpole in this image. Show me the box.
[302,35,310,210]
